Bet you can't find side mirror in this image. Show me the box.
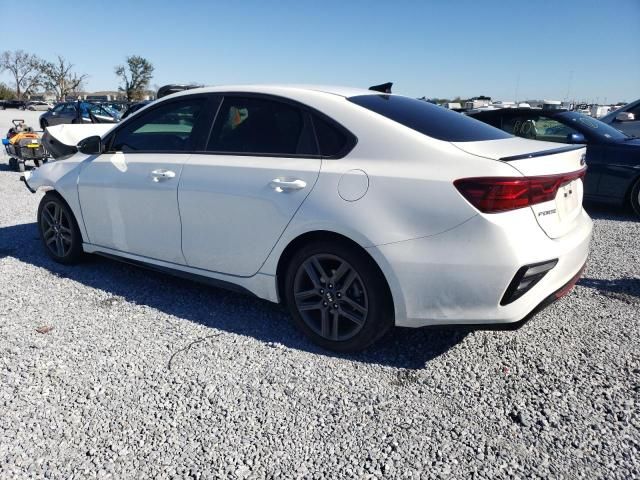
[47,107,52,111]
[77,135,102,155]
[567,133,586,144]
[616,112,635,122]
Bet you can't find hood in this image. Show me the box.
[43,124,114,159]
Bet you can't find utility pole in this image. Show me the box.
[564,70,573,101]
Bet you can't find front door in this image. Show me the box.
[78,95,214,263]
[179,95,321,276]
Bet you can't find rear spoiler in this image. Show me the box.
[500,145,584,162]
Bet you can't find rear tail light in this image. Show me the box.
[501,260,558,305]
[454,168,586,213]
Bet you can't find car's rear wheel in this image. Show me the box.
[37,193,84,264]
[284,241,393,352]
[631,178,640,219]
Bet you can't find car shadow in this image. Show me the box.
[0,222,468,369]
[578,277,640,301]
[584,202,638,221]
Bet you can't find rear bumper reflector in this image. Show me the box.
[501,259,558,305]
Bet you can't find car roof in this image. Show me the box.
[165,84,377,100]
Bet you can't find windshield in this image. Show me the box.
[348,94,512,142]
[558,112,629,141]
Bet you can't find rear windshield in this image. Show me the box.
[348,95,512,142]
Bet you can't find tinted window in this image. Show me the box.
[112,98,205,152]
[207,97,307,155]
[502,115,578,143]
[558,112,629,141]
[348,95,512,142]
[312,115,349,156]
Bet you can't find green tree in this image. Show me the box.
[0,82,16,100]
[0,50,43,99]
[115,55,155,101]
[41,55,88,101]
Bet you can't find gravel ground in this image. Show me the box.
[0,109,639,479]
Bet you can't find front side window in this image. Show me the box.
[207,97,310,155]
[52,104,65,113]
[111,98,206,152]
[348,94,512,142]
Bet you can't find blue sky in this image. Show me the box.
[1,0,638,102]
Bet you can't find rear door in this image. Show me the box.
[178,94,321,276]
[452,138,586,239]
[78,95,214,263]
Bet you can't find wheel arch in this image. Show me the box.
[625,172,640,214]
[274,230,397,318]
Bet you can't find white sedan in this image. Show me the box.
[23,85,592,351]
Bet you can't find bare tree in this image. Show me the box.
[0,50,43,99]
[41,56,88,101]
[115,55,154,101]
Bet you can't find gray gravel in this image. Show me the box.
[0,109,639,479]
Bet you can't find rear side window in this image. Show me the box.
[312,115,350,157]
[348,95,512,142]
[207,97,313,155]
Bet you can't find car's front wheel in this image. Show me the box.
[284,240,393,352]
[37,193,84,264]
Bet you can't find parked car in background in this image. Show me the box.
[121,100,153,119]
[3,99,26,109]
[23,85,591,351]
[25,101,53,111]
[600,99,640,138]
[468,108,640,217]
[39,101,120,130]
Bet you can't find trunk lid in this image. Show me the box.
[452,138,587,239]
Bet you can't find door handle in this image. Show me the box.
[151,169,176,182]
[270,178,307,192]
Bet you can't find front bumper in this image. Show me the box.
[367,207,593,328]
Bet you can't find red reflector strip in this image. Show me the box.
[454,167,586,213]
[554,263,586,299]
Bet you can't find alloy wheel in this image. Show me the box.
[293,254,369,341]
[41,201,73,257]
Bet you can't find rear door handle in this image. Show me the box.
[151,169,176,182]
[269,178,307,192]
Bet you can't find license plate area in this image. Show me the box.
[556,180,579,220]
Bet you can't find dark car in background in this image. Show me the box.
[2,99,26,109]
[39,101,120,130]
[468,108,640,217]
[600,98,640,138]
[121,100,152,119]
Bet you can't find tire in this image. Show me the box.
[283,240,394,352]
[631,178,640,219]
[17,160,25,172]
[40,119,48,131]
[37,193,84,264]
[34,159,41,167]
[8,157,17,170]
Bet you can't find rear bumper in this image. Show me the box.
[367,207,593,328]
